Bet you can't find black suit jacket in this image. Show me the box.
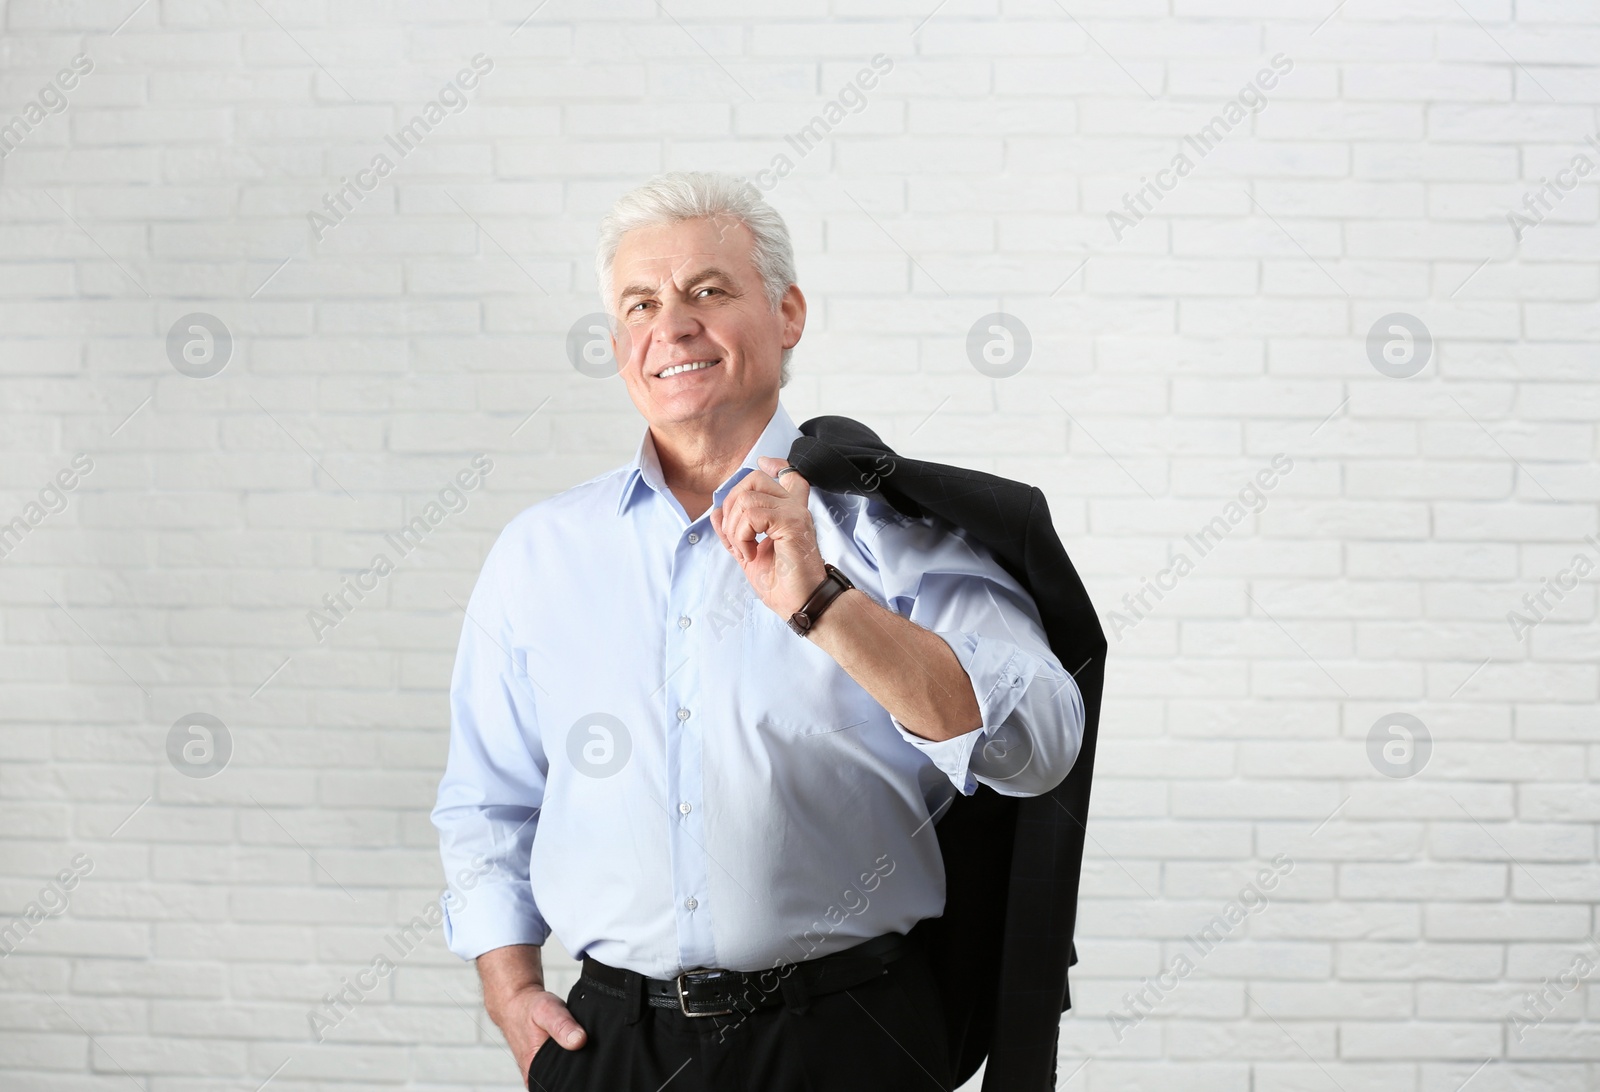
[788,415,1106,1092]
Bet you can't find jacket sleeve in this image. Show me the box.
[853,499,1086,798]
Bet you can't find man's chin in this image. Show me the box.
[645,388,723,423]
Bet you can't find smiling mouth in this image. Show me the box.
[657,359,720,379]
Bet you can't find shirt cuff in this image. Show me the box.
[439,880,552,961]
[888,629,1041,796]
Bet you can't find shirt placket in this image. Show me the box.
[665,520,715,970]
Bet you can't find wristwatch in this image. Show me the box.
[787,562,855,637]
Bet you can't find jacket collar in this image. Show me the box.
[615,400,801,517]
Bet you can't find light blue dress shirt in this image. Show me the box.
[431,400,1086,978]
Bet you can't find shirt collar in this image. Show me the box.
[615,400,802,518]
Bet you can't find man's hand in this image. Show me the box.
[477,944,586,1083]
[500,985,586,1081]
[710,457,986,742]
[710,455,827,618]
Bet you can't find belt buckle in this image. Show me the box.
[675,968,737,1018]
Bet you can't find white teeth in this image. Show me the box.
[659,360,717,378]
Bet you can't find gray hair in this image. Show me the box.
[596,171,798,387]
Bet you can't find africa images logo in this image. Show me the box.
[307,54,493,241]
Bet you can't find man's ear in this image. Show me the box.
[780,284,806,350]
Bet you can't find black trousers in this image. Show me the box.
[524,937,956,1092]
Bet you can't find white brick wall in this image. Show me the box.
[1,1,1596,1089]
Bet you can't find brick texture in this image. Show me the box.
[0,1,1596,1089]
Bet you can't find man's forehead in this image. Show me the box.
[610,216,755,303]
[617,247,721,275]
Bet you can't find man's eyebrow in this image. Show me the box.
[678,266,733,290]
[615,282,656,305]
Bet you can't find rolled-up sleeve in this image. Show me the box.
[431,525,551,960]
[858,503,1085,799]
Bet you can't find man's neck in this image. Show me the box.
[651,399,777,514]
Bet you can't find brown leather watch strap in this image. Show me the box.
[787,562,855,637]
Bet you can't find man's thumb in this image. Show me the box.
[538,999,586,1049]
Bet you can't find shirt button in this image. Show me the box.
[677,708,690,722]
[678,615,691,629]
[684,896,698,911]
[678,801,692,815]
[687,532,700,544]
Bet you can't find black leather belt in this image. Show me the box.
[580,932,909,1018]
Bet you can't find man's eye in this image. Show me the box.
[695,287,719,298]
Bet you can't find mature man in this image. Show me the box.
[431,171,1086,1092]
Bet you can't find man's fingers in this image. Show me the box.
[709,500,741,562]
[715,494,749,563]
[759,456,811,502]
[532,993,586,1050]
[725,494,757,555]
[723,493,788,564]
[710,503,755,566]
[745,457,811,501]
[784,473,810,505]
[717,460,813,568]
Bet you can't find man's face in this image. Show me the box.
[609,215,804,431]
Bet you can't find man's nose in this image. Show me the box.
[652,296,701,342]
